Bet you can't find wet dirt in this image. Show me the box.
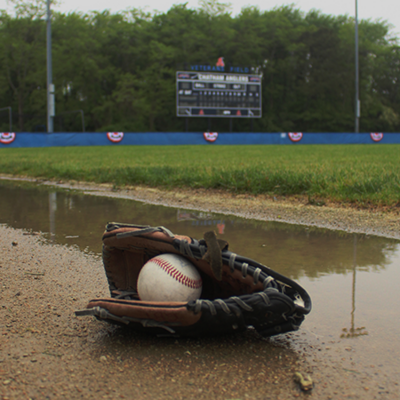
[1,227,399,400]
[1,175,399,399]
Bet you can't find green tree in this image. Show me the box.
[0,0,399,133]
[0,0,47,131]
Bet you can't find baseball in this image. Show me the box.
[137,253,202,302]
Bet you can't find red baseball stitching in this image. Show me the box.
[152,258,202,289]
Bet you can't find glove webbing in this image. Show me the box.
[192,282,274,316]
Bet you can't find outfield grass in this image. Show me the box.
[1,145,399,206]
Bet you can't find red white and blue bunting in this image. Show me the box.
[288,132,303,142]
[107,132,124,143]
[370,132,383,142]
[0,132,16,144]
[203,132,218,142]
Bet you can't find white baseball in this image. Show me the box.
[137,253,202,302]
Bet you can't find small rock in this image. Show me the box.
[294,372,313,391]
[100,356,107,362]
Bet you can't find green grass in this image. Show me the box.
[1,144,399,207]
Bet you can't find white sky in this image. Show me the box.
[1,0,399,36]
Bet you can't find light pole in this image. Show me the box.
[46,0,54,132]
[355,0,360,133]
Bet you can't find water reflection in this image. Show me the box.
[49,192,57,240]
[340,235,368,339]
[183,211,396,280]
[0,179,398,282]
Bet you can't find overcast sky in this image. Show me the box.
[1,0,399,36]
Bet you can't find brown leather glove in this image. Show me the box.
[76,222,311,337]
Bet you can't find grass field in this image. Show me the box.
[1,144,399,207]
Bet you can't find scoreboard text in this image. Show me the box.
[176,71,262,118]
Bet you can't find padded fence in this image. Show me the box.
[1,131,400,148]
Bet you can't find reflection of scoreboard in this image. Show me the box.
[176,71,262,118]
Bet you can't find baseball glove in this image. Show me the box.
[75,222,311,337]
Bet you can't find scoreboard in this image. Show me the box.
[176,71,262,118]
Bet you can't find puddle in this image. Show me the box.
[1,179,399,395]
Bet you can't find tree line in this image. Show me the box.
[0,0,399,133]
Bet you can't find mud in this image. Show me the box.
[2,174,399,240]
[1,226,399,400]
[0,175,399,399]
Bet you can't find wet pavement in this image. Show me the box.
[0,179,399,399]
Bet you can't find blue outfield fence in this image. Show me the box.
[1,131,400,148]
